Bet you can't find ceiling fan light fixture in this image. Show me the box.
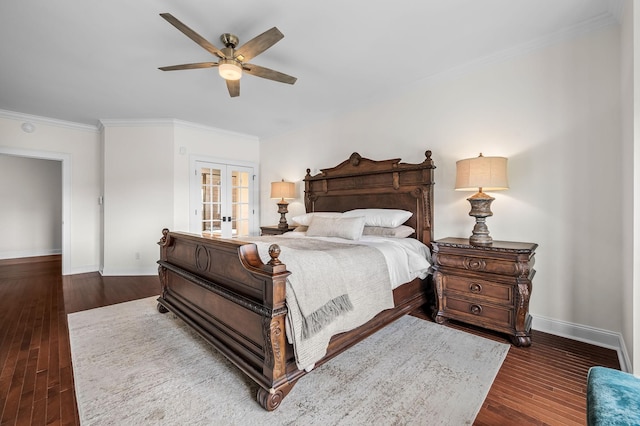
[218,59,242,81]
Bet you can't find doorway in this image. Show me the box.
[0,147,71,274]
[189,157,259,238]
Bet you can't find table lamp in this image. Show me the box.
[270,180,296,230]
[455,153,508,245]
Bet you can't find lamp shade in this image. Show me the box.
[270,180,295,200]
[455,154,509,191]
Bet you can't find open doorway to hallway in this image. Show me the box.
[0,147,71,274]
[0,154,62,260]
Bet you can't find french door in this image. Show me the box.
[191,161,256,238]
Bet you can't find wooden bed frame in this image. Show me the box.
[156,150,436,411]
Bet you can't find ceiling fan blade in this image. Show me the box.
[234,27,284,62]
[158,62,218,71]
[160,13,224,59]
[243,64,297,85]
[226,79,240,97]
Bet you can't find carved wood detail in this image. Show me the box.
[304,150,435,245]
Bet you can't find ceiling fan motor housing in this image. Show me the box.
[220,33,239,48]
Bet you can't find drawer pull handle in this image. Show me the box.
[464,258,486,271]
[469,283,482,293]
[470,304,483,315]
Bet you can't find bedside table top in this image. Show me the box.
[260,225,297,231]
[434,237,537,252]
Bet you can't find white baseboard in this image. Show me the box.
[532,314,632,373]
[0,248,62,260]
[67,264,100,275]
[100,266,158,276]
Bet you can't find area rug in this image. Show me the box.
[68,296,509,425]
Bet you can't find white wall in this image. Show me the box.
[261,25,624,347]
[634,0,640,378]
[0,155,62,258]
[101,123,175,275]
[621,0,639,374]
[0,115,102,274]
[100,120,260,275]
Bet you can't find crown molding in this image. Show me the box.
[0,109,99,133]
[0,111,259,140]
[99,118,258,140]
[172,119,259,140]
[98,118,176,128]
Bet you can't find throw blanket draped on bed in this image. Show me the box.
[244,237,394,370]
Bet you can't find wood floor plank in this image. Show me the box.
[45,384,60,425]
[0,255,622,425]
[31,396,47,425]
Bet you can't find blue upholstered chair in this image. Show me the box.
[587,366,640,425]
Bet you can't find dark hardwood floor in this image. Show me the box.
[0,256,160,426]
[0,256,620,425]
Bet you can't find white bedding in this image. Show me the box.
[245,233,432,370]
[280,232,432,289]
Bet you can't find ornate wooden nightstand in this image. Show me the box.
[260,225,297,236]
[431,237,537,346]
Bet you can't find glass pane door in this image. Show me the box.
[230,167,252,238]
[192,160,256,238]
[200,167,223,237]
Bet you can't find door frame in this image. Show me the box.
[0,146,71,275]
[189,155,260,237]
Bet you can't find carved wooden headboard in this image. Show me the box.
[304,151,435,246]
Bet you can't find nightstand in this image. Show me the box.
[431,237,537,347]
[260,225,297,236]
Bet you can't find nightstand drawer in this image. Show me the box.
[436,253,529,277]
[445,297,513,327]
[443,275,513,304]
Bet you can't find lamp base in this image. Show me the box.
[277,201,289,230]
[467,192,495,246]
[469,217,493,245]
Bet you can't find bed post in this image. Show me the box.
[156,228,170,313]
[419,150,435,246]
[253,244,295,411]
[304,168,315,213]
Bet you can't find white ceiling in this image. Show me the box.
[0,0,621,139]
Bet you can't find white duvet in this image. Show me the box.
[280,232,432,289]
[247,233,432,370]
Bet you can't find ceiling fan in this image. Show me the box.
[158,13,297,98]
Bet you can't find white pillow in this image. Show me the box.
[362,225,415,238]
[291,212,342,226]
[343,209,413,228]
[306,216,366,240]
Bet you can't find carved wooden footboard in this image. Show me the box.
[156,150,436,410]
[157,230,296,409]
